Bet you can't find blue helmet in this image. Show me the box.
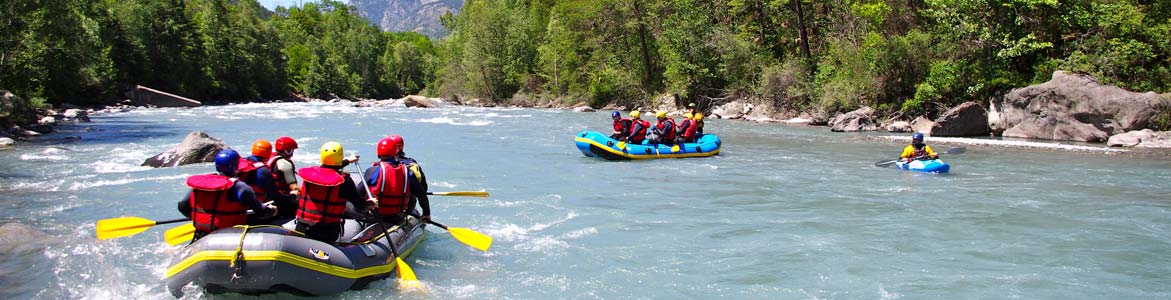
[611,111,621,118]
[911,132,924,142]
[214,149,240,175]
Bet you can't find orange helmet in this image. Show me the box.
[377,135,404,157]
[251,139,272,158]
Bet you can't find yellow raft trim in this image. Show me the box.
[164,231,425,280]
[575,137,719,159]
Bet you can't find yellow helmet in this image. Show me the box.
[684,112,694,119]
[320,141,344,166]
[694,112,704,121]
[655,111,667,118]
[630,110,641,118]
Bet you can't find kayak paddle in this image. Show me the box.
[164,223,197,246]
[414,216,492,252]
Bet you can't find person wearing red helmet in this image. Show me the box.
[238,139,296,220]
[363,135,430,225]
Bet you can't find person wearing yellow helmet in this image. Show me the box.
[693,112,705,135]
[650,110,677,144]
[676,112,698,143]
[626,110,650,144]
[294,142,375,243]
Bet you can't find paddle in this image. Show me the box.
[165,223,197,245]
[875,147,966,167]
[411,214,492,252]
[353,159,420,288]
[428,191,489,197]
[96,216,189,240]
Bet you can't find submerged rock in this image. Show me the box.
[142,131,228,168]
[989,70,1171,142]
[931,101,989,137]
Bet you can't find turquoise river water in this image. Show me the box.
[0,102,1169,299]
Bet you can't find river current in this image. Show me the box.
[0,102,1168,299]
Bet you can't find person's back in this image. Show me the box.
[295,142,373,243]
[266,136,300,198]
[365,135,431,225]
[677,113,697,143]
[653,111,676,144]
[178,149,274,239]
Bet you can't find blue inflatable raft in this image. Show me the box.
[895,159,950,173]
[574,130,721,160]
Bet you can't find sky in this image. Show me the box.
[257,0,318,10]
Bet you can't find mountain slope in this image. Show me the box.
[349,0,462,38]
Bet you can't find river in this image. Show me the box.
[1,102,1169,299]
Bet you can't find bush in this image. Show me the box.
[758,60,812,111]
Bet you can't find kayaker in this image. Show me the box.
[651,111,677,145]
[295,142,374,243]
[610,111,632,140]
[901,133,939,162]
[364,135,431,225]
[265,136,300,200]
[176,149,276,239]
[238,139,296,220]
[676,113,698,143]
[627,110,650,144]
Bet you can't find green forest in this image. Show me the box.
[2,0,1170,119]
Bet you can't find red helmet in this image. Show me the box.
[251,139,272,158]
[377,135,404,157]
[274,136,298,151]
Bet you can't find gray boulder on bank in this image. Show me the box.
[572,106,596,112]
[711,101,752,120]
[885,120,912,132]
[930,101,989,136]
[829,107,878,132]
[402,95,445,108]
[130,85,202,107]
[1107,129,1171,148]
[0,137,14,149]
[142,131,228,168]
[989,71,1171,142]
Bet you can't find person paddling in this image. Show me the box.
[610,111,633,141]
[651,111,676,145]
[901,133,939,162]
[364,135,431,225]
[176,149,276,240]
[295,142,375,243]
[238,139,296,221]
[626,110,650,144]
[675,113,698,143]
[266,136,300,202]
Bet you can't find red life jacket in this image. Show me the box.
[656,118,677,141]
[613,118,632,133]
[265,155,295,194]
[187,174,247,233]
[295,166,346,226]
[369,161,410,217]
[236,159,267,202]
[679,119,697,141]
[630,119,650,143]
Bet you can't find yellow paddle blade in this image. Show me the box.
[447,227,492,252]
[164,223,196,246]
[394,256,420,283]
[432,191,489,197]
[671,145,680,153]
[95,217,157,240]
[616,141,626,149]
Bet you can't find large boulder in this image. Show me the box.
[829,107,878,132]
[910,117,935,134]
[402,95,445,108]
[989,70,1171,142]
[62,109,90,122]
[711,101,752,119]
[930,101,989,136]
[0,137,14,149]
[572,106,596,112]
[142,131,228,168]
[1107,129,1171,148]
[885,120,912,132]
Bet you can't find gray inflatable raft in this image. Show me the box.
[164,216,426,297]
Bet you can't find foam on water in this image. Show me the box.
[68,174,189,191]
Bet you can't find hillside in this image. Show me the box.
[349,0,462,38]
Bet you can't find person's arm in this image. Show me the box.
[256,168,286,202]
[277,159,299,194]
[924,145,939,159]
[339,175,374,210]
[233,182,271,216]
[364,165,380,191]
[409,164,430,220]
[177,192,193,219]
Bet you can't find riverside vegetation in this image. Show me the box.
[2,0,1170,127]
